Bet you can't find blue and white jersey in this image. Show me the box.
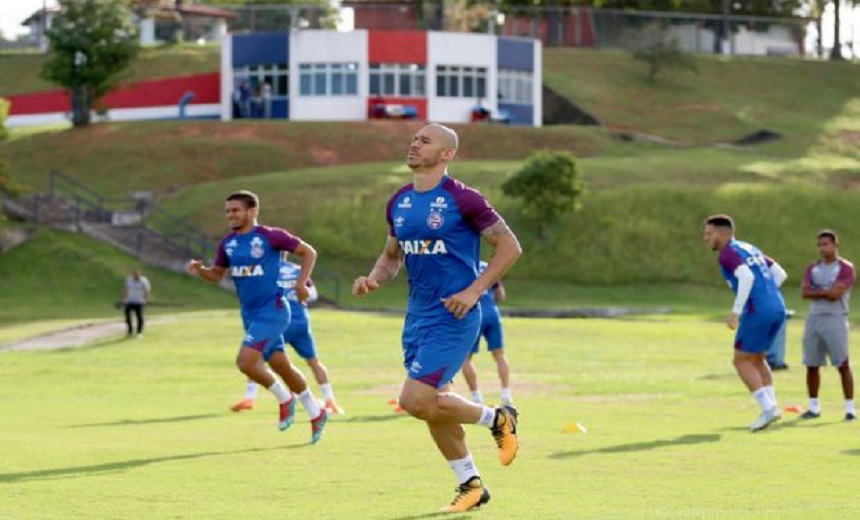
[277,258,315,323]
[477,261,501,323]
[215,226,300,313]
[386,175,502,316]
[718,239,785,316]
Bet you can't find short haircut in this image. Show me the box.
[705,214,734,231]
[425,123,459,151]
[226,190,259,209]
[817,229,838,244]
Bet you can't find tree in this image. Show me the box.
[502,151,585,239]
[41,0,140,128]
[630,23,698,82]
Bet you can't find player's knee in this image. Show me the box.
[399,393,434,420]
[838,360,851,373]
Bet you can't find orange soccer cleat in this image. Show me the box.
[230,398,256,412]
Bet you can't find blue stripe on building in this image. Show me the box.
[497,38,534,71]
[232,32,290,67]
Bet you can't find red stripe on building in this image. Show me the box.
[7,73,220,115]
[368,30,426,64]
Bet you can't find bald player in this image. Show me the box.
[353,123,522,512]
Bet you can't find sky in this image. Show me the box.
[0,0,857,56]
[0,0,56,39]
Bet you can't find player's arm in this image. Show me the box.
[801,264,831,300]
[144,279,152,304]
[121,282,128,304]
[290,241,317,303]
[767,260,787,288]
[353,236,402,297]
[186,260,227,282]
[443,220,521,319]
[822,263,855,301]
[726,264,755,329]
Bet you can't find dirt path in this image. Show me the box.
[0,316,176,352]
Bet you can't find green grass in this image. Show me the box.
[0,44,220,96]
[544,48,860,151]
[0,309,856,518]
[0,229,234,324]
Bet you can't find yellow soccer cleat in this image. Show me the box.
[440,477,490,513]
[491,405,519,466]
[230,398,255,412]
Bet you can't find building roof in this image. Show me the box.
[176,4,238,19]
[21,7,60,27]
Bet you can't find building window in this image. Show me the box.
[497,69,533,104]
[298,62,359,96]
[435,65,487,99]
[233,63,289,97]
[369,63,426,97]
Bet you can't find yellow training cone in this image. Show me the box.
[563,422,588,434]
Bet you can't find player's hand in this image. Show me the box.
[726,313,739,330]
[441,288,481,320]
[294,283,310,303]
[352,276,380,297]
[186,260,203,276]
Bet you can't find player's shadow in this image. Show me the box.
[67,414,222,428]
[387,512,462,520]
[340,414,410,423]
[46,336,130,354]
[549,433,721,460]
[714,418,841,432]
[843,449,860,456]
[0,445,294,483]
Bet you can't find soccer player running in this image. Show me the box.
[703,214,788,432]
[187,191,329,444]
[460,260,514,406]
[353,124,522,513]
[231,258,345,416]
[800,230,856,422]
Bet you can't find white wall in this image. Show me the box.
[139,17,156,46]
[289,30,368,121]
[427,32,497,124]
[532,40,542,127]
[220,34,233,121]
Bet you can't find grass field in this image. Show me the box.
[1,309,857,518]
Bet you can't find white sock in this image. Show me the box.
[846,399,855,415]
[299,389,322,418]
[752,388,771,412]
[267,381,293,404]
[471,390,483,404]
[320,383,335,401]
[809,397,820,413]
[476,405,496,428]
[500,387,512,403]
[448,454,479,484]
[764,385,777,407]
[244,381,258,400]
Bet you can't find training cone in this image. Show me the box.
[563,422,588,434]
[387,398,398,405]
[784,405,802,414]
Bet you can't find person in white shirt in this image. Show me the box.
[123,269,151,338]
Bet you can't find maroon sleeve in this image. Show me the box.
[837,260,856,288]
[386,184,413,237]
[448,180,501,232]
[802,263,815,288]
[718,246,744,273]
[214,234,232,268]
[260,226,300,253]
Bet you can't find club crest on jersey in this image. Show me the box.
[394,216,405,228]
[429,196,448,209]
[426,209,444,230]
[250,236,264,259]
[399,239,448,255]
[232,265,264,277]
[398,196,412,209]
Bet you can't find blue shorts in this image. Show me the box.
[403,308,481,389]
[283,314,317,360]
[241,305,291,362]
[471,316,504,354]
[734,311,785,354]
